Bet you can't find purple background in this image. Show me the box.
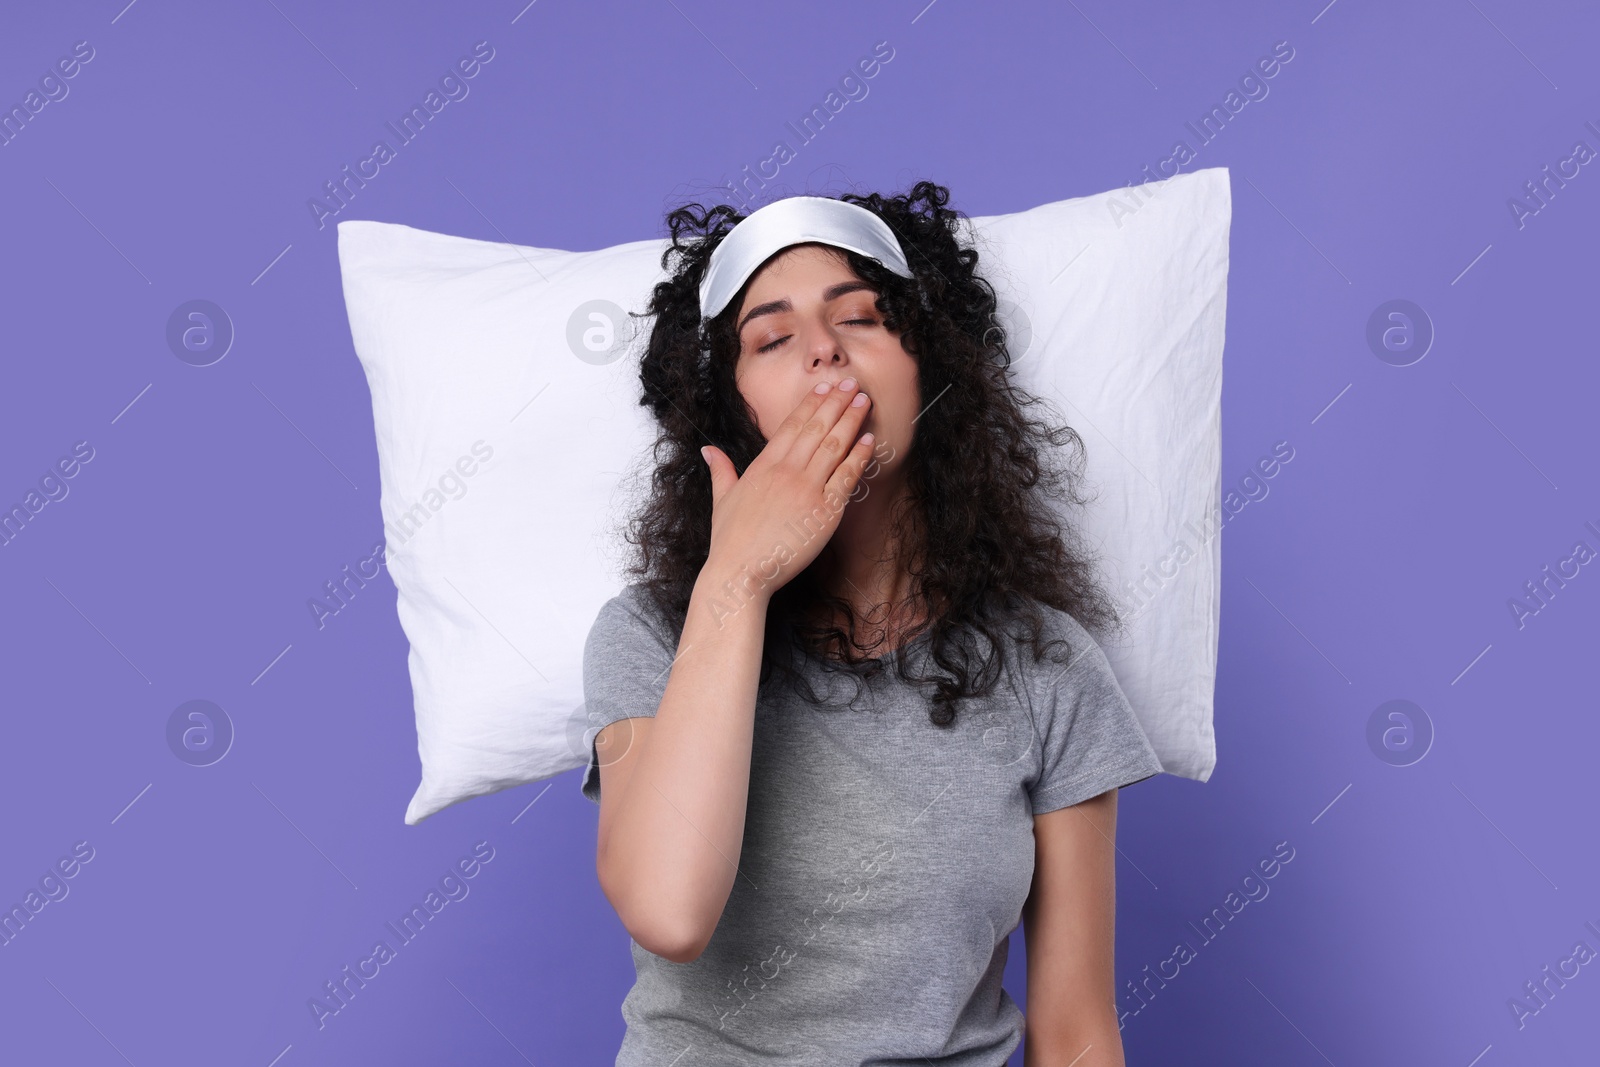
[3,0,1596,1063]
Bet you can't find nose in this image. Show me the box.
[806,319,854,389]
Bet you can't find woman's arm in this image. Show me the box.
[593,380,878,964]
[1022,787,1126,1067]
[593,561,770,964]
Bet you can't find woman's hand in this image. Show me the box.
[700,377,875,600]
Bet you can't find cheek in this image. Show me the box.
[741,381,794,441]
[878,359,919,423]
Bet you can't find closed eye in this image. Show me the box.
[755,318,877,354]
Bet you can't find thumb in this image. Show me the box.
[700,445,730,502]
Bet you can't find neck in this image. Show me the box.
[809,472,926,656]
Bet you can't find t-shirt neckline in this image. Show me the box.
[801,624,933,671]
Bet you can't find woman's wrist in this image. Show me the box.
[696,553,778,614]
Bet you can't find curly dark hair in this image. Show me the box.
[612,180,1123,727]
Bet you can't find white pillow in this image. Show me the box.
[337,167,1227,825]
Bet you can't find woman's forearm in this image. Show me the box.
[596,558,770,962]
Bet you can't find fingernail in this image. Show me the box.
[851,392,868,407]
[840,377,857,391]
[815,381,832,394]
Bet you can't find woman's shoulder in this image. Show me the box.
[590,581,683,646]
[1003,597,1115,686]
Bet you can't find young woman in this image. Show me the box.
[580,182,1164,1066]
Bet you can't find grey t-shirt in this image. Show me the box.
[580,583,1164,1067]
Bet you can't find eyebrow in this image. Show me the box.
[736,280,879,336]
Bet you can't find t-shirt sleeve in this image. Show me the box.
[579,587,680,805]
[1027,635,1165,815]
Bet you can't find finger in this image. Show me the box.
[779,380,862,471]
[822,431,878,510]
[761,380,840,463]
[702,445,732,504]
[805,387,871,483]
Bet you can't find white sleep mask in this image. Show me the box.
[697,195,917,322]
